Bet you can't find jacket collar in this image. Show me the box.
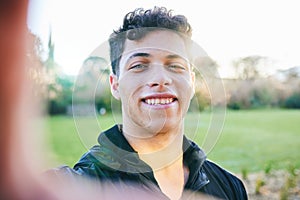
[97,124,209,189]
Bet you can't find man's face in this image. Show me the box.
[110,30,195,136]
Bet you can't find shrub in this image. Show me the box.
[241,168,248,180]
[284,92,300,109]
[264,161,273,175]
[255,177,265,194]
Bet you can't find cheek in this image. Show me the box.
[118,87,132,105]
[119,73,145,89]
[118,77,143,103]
[178,75,194,90]
[177,78,194,103]
[119,72,145,85]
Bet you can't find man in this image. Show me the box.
[70,7,247,199]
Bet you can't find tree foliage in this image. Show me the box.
[232,55,267,80]
[284,92,300,109]
[27,31,300,114]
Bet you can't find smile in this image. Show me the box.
[143,98,176,105]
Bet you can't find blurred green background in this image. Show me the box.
[26,24,300,175]
[43,109,300,174]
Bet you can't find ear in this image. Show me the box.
[190,71,196,99]
[109,74,120,100]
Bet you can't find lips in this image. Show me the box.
[141,94,178,105]
[144,98,175,105]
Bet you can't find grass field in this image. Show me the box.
[43,109,300,174]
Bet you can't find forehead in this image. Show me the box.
[121,30,189,61]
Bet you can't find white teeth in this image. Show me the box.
[144,98,174,105]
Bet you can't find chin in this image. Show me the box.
[146,120,179,134]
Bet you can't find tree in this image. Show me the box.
[190,56,226,110]
[72,56,112,115]
[25,29,49,113]
[26,29,75,115]
[284,92,300,109]
[232,55,268,80]
[43,30,75,115]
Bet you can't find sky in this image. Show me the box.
[27,0,300,78]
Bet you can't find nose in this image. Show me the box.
[146,66,172,88]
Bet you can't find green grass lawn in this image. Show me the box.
[43,109,300,174]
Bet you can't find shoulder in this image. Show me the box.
[202,159,248,199]
[73,144,126,181]
[73,145,113,178]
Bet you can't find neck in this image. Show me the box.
[122,124,184,170]
[122,124,187,200]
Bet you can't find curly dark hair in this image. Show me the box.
[108,6,192,76]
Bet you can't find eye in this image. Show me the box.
[167,63,187,72]
[128,63,149,72]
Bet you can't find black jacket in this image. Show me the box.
[72,125,247,199]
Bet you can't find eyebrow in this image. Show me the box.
[128,52,187,60]
[166,54,189,65]
[128,52,150,60]
[166,54,184,59]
